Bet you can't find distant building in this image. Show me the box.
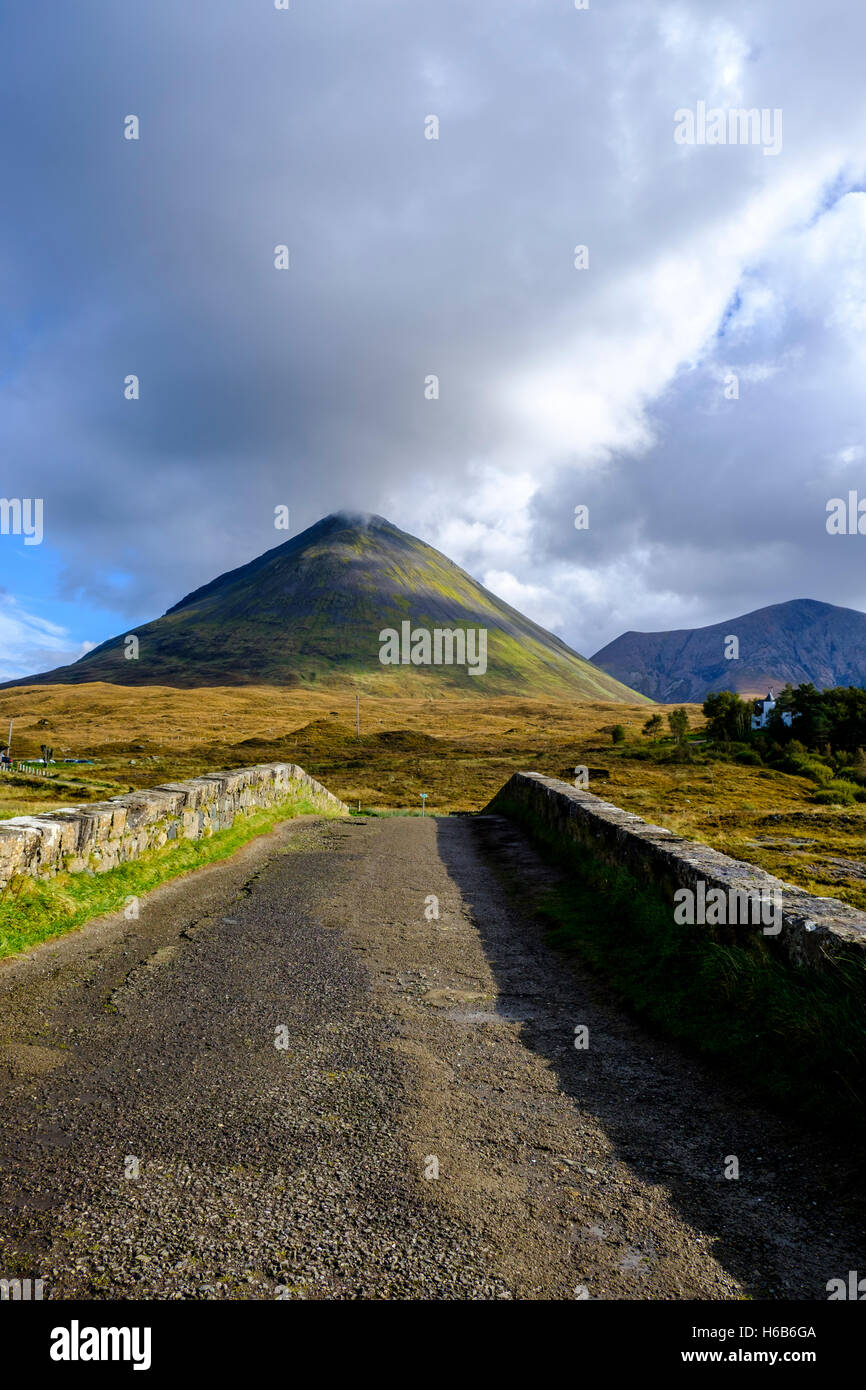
[751,690,795,731]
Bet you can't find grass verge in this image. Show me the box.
[0,792,343,959]
[493,796,866,1135]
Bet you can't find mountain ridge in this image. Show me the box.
[591,598,866,702]
[4,513,647,702]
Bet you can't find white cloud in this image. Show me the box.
[480,569,565,633]
[3,0,866,660]
[0,597,92,683]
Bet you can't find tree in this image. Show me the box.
[667,707,690,745]
[642,714,663,741]
[611,724,626,744]
[819,686,866,751]
[769,683,827,748]
[702,690,752,742]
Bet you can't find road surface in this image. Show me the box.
[0,813,860,1299]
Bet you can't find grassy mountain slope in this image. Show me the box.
[6,513,646,702]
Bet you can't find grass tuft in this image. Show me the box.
[496,798,866,1134]
[0,792,342,959]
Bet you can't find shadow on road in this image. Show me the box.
[435,812,865,1300]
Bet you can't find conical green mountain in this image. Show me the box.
[7,513,647,700]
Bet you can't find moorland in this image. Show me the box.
[2,682,865,912]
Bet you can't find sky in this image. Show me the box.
[2,0,866,680]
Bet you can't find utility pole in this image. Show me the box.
[356,694,360,740]
[7,719,12,759]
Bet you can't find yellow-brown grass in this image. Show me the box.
[1,682,865,911]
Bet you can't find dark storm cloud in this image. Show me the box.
[2,0,866,670]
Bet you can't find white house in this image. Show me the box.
[751,690,795,731]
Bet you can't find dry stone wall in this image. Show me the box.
[486,771,866,976]
[0,763,346,890]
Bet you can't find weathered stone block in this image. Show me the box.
[486,771,866,976]
[0,763,348,890]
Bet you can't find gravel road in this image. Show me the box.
[0,812,861,1300]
